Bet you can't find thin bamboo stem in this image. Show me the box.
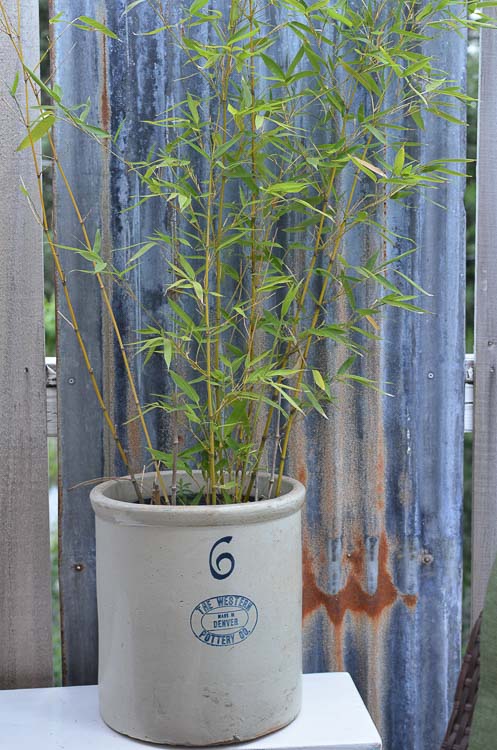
[204,163,217,504]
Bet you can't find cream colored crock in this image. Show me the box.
[90,471,305,745]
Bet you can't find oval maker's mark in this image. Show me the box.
[190,595,258,647]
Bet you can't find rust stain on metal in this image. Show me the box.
[292,414,308,487]
[303,532,416,627]
[375,441,385,509]
[127,411,142,471]
[297,463,308,487]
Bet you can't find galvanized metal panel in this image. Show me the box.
[53,0,105,685]
[294,22,465,750]
[472,4,497,624]
[0,0,53,689]
[53,2,465,748]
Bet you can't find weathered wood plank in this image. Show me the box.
[0,0,53,689]
[472,6,497,623]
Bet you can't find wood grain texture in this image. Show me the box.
[0,0,52,689]
[472,7,497,623]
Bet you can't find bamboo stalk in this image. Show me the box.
[267,391,282,499]
[204,162,218,504]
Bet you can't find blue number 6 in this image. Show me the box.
[209,536,235,580]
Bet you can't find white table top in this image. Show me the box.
[0,672,381,750]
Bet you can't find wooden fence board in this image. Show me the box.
[0,0,52,689]
[472,7,497,623]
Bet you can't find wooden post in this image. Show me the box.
[472,6,497,623]
[0,0,53,688]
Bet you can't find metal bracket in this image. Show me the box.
[465,353,474,434]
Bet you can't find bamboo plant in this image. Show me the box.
[0,0,488,505]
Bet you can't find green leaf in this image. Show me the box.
[264,181,306,195]
[93,229,102,256]
[10,71,19,97]
[324,6,353,27]
[170,371,200,404]
[128,241,156,264]
[186,92,199,125]
[302,385,328,419]
[260,53,286,81]
[168,298,195,329]
[351,156,386,180]
[428,107,465,126]
[411,109,425,131]
[178,194,191,211]
[23,67,62,104]
[75,16,118,39]
[337,356,356,376]
[192,281,204,302]
[76,121,111,139]
[17,113,55,151]
[393,146,405,175]
[189,0,210,15]
[403,59,429,77]
[272,383,304,414]
[281,283,300,318]
[392,269,433,296]
[124,0,146,13]
[163,339,172,369]
[177,254,196,280]
[312,369,326,391]
[341,61,381,96]
[113,117,126,144]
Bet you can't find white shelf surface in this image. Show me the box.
[0,672,381,750]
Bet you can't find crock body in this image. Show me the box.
[91,471,305,745]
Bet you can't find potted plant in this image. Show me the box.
[0,0,481,744]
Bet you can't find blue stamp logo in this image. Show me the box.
[190,595,258,647]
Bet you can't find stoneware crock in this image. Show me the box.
[90,470,305,745]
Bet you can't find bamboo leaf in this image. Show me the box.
[170,371,200,404]
[17,113,55,151]
[10,71,19,97]
[312,369,326,391]
[337,356,356,376]
[127,241,156,264]
[75,16,118,39]
[351,156,387,179]
[163,339,172,369]
[264,182,306,195]
[260,53,286,81]
[189,0,210,14]
[393,146,405,175]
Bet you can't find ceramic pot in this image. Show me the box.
[90,471,305,745]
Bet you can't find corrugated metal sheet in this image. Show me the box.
[53,2,465,748]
